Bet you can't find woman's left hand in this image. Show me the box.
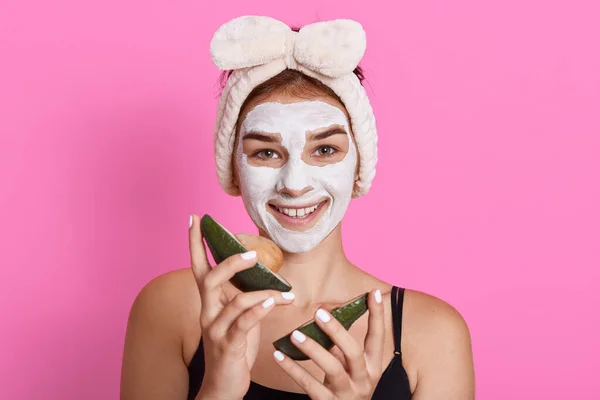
[274,289,385,400]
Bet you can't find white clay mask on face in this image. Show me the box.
[235,100,357,253]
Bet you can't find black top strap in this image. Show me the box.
[390,286,405,357]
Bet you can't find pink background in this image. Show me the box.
[1,0,599,398]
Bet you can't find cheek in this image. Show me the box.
[237,159,281,200]
[315,157,357,194]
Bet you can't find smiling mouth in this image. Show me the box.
[267,199,329,228]
[270,201,325,218]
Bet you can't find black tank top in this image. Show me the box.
[187,286,412,399]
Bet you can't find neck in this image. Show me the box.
[261,224,356,305]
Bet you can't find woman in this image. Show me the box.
[121,16,475,399]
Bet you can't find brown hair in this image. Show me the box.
[220,68,364,112]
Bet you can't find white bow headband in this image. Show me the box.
[210,15,378,198]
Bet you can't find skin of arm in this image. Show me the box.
[409,291,476,399]
[120,270,199,400]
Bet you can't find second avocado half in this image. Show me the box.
[273,292,369,360]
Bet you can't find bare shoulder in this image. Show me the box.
[125,268,201,355]
[402,289,475,399]
[121,269,201,399]
[128,268,199,326]
[403,289,471,339]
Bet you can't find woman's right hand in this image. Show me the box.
[189,214,295,400]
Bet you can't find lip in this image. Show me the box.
[267,199,329,231]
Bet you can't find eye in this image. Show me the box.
[255,149,280,160]
[313,146,337,157]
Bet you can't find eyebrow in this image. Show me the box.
[242,131,280,143]
[308,127,348,141]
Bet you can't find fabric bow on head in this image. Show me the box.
[210,16,367,78]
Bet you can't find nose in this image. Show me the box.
[276,160,313,197]
[279,186,313,198]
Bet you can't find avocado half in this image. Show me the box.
[273,292,369,360]
[200,214,292,292]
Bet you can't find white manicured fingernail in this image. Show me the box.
[273,350,285,361]
[262,297,275,308]
[281,292,295,300]
[241,250,256,260]
[316,309,331,323]
[375,289,382,304]
[292,330,306,343]
[189,215,193,228]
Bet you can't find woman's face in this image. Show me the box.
[233,93,358,253]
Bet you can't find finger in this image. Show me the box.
[202,251,258,292]
[364,288,385,374]
[224,294,282,345]
[189,214,221,324]
[289,330,350,391]
[212,290,295,336]
[189,214,210,285]
[199,251,258,323]
[273,351,333,399]
[314,308,368,382]
[329,346,348,370]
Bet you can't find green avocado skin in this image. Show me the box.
[272,293,369,361]
[200,214,292,293]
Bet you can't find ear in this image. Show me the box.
[232,150,240,189]
[233,169,240,188]
[353,141,361,180]
[231,130,243,191]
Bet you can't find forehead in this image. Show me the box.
[241,100,349,133]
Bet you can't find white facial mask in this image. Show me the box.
[235,100,357,253]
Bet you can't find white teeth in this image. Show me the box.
[275,203,321,218]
